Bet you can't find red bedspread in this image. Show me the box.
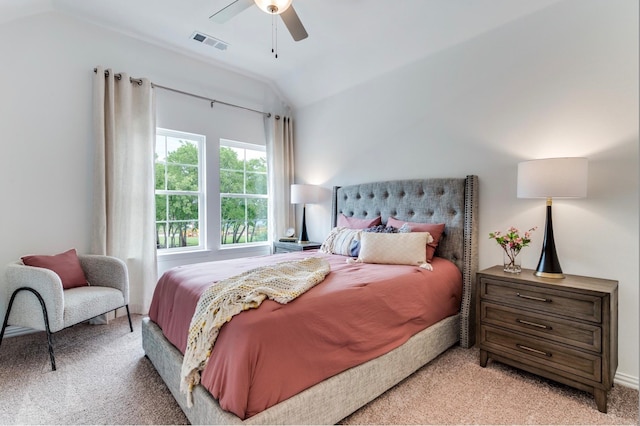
[149,251,462,419]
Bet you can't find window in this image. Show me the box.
[220,140,268,246]
[155,128,205,252]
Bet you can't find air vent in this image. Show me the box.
[191,31,229,51]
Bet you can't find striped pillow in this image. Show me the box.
[320,227,362,256]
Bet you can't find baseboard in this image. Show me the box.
[2,311,121,339]
[2,325,35,338]
[615,372,639,390]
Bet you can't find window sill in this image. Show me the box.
[217,243,271,258]
[156,243,271,264]
[218,242,271,251]
[157,249,212,262]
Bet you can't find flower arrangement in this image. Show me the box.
[489,226,537,272]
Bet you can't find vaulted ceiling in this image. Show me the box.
[2,0,562,108]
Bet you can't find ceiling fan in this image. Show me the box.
[210,0,308,42]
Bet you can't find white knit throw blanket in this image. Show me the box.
[180,257,331,406]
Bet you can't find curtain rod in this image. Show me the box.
[93,68,272,118]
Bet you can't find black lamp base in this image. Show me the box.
[298,205,309,243]
[535,200,564,279]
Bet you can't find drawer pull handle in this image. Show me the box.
[517,319,552,330]
[516,292,551,303]
[516,344,552,357]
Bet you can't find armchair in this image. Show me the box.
[0,254,132,370]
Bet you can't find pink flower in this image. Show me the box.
[489,226,536,253]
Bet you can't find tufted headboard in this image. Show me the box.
[330,176,479,348]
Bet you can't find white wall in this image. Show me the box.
[294,0,639,384]
[0,11,285,321]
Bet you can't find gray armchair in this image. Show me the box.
[0,254,132,370]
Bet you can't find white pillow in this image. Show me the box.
[357,232,432,267]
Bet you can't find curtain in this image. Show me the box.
[92,66,157,314]
[265,116,295,245]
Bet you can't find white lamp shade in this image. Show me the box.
[291,184,319,204]
[254,0,292,14]
[517,157,588,199]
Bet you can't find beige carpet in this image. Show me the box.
[0,315,637,425]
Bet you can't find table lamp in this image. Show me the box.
[517,157,588,278]
[290,184,318,243]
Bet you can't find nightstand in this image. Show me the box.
[273,241,321,254]
[476,266,618,413]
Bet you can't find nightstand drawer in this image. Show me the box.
[481,278,602,323]
[481,325,602,383]
[481,301,602,353]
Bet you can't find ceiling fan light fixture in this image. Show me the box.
[253,0,292,15]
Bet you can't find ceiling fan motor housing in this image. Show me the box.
[254,0,292,15]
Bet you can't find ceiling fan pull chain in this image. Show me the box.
[271,13,275,56]
[271,14,278,58]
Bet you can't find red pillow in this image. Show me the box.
[21,249,89,289]
[337,214,381,229]
[386,217,446,262]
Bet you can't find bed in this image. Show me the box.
[142,176,479,424]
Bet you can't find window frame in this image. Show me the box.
[219,138,269,248]
[155,128,206,254]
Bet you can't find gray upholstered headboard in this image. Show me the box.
[330,176,479,348]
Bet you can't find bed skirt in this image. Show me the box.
[141,313,460,425]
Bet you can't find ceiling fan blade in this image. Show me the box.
[209,0,253,23]
[280,5,308,41]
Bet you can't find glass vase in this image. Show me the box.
[503,251,522,273]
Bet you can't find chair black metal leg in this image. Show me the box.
[45,325,56,371]
[0,287,56,371]
[125,305,133,332]
[0,294,15,346]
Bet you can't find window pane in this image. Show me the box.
[246,172,267,195]
[168,195,199,221]
[163,220,199,248]
[166,138,198,166]
[247,198,268,242]
[155,163,166,190]
[155,195,167,221]
[158,194,200,249]
[246,154,267,173]
[184,221,200,247]
[220,146,244,172]
[220,169,244,193]
[156,222,168,249]
[166,164,198,191]
[221,197,247,245]
[155,135,167,190]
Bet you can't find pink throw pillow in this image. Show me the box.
[337,214,381,229]
[386,217,446,262]
[22,248,89,289]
